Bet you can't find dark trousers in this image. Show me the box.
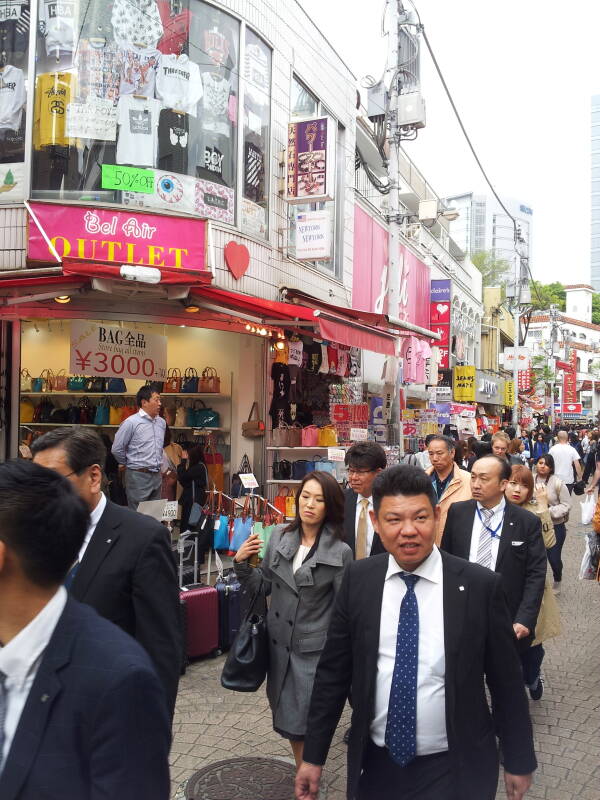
[520,643,545,687]
[357,741,457,800]
[547,522,567,582]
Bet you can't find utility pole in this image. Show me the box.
[549,305,560,430]
[509,231,531,429]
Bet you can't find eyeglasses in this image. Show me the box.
[346,468,375,476]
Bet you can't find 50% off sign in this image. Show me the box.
[70,321,167,382]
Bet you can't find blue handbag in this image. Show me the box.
[292,460,315,480]
[314,458,336,474]
[185,402,196,427]
[195,400,220,428]
[94,399,110,426]
[230,496,253,552]
[107,378,127,392]
[31,377,43,392]
[213,514,230,550]
[181,367,199,393]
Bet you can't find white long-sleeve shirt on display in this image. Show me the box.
[39,0,76,56]
[156,53,202,116]
[0,65,25,130]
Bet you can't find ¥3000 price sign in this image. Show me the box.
[70,321,167,382]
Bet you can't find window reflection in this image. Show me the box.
[0,0,29,192]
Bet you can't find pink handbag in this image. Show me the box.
[301,425,319,447]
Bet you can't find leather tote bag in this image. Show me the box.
[272,459,292,480]
[288,423,303,448]
[221,579,268,692]
[165,368,182,393]
[19,397,35,423]
[242,402,265,438]
[107,377,127,392]
[273,487,290,516]
[317,425,338,447]
[230,497,253,553]
[182,367,199,394]
[200,366,221,393]
[20,369,33,392]
[292,460,315,480]
[301,425,319,447]
[212,494,231,550]
[175,401,186,427]
[314,457,336,474]
[94,398,110,426]
[53,369,68,392]
[272,423,290,448]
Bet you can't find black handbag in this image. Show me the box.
[86,377,107,392]
[272,459,292,480]
[50,407,69,423]
[221,579,269,692]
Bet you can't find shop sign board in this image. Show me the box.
[517,368,533,391]
[563,349,578,404]
[430,280,451,302]
[295,209,331,260]
[352,205,388,313]
[475,371,504,404]
[438,346,449,369]
[102,164,154,194]
[287,117,334,203]
[429,300,450,324]
[453,366,476,402]
[436,386,452,401]
[69,321,167,381]
[239,473,259,489]
[28,203,208,272]
[562,402,582,414]
[331,404,369,425]
[450,403,476,418]
[397,244,431,330]
[350,427,368,441]
[503,347,531,369]
[327,448,346,462]
[432,403,451,424]
[504,380,515,408]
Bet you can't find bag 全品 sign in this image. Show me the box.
[70,321,167,381]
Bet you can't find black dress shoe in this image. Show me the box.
[529,677,544,701]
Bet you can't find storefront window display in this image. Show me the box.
[0,0,29,196]
[29,1,272,229]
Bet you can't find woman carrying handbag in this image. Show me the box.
[177,444,208,532]
[231,471,352,769]
[534,453,571,592]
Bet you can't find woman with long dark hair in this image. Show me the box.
[233,471,352,768]
[176,444,208,532]
[534,453,571,592]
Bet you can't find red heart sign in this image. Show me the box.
[224,241,250,280]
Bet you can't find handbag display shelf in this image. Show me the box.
[266,444,347,485]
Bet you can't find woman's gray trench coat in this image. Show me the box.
[234,523,352,736]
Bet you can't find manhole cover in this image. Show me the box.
[184,756,328,800]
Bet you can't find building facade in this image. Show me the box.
[591,95,600,290]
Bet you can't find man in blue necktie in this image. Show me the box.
[296,464,536,800]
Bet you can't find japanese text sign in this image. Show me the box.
[504,380,515,407]
[28,203,208,272]
[562,349,578,404]
[287,117,334,203]
[70,321,167,381]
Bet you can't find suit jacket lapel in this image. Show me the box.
[361,556,388,709]
[0,601,78,800]
[71,502,121,598]
[453,500,477,559]
[344,490,357,552]
[440,552,468,731]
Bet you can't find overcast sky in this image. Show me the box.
[299,0,597,286]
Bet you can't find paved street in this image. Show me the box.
[171,501,600,800]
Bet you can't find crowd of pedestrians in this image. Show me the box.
[0,409,597,800]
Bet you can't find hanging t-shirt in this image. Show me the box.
[271,362,290,400]
[327,345,339,375]
[415,340,432,384]
[288,339,303,368]
[0,65,25,130]
[156,53,202,116]
[34,72,74,149]
[156,0,191,55]
[336,346,350,378]
[111,0,163,49]
[349,347,361,378]
[116,95,161,167]
[318,344,329,374]
[0,0,30,64]
[302,342,321,373]
[401,336,419,383]
[200,72,231,135]
[75,41,120,103]
[244,41,269,102]
[158,108,188,173]
[273,340,289,365]
[39,0,76,56]
[119,45,160,97]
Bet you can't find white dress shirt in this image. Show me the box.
[371,546,448,755]
[355,495,375,555]
[0,587,67,772]
[78,492,107,564]
[468,497,506,571]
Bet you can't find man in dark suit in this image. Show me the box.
[441,455,547,654]
[0,460,171,799]
[343,442,387,559]
[32,427,181,718]
[295,464,536,800]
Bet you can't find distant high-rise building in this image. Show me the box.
[445,192,533,267]
[591,95,600,290]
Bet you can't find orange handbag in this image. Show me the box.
[165,368,182,393]
[273,486,290,516]
[199,366,221,393]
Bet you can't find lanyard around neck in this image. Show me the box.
[477,506,504,538]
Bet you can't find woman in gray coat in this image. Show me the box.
[233,471,352,768]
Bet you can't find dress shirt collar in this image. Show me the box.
[0,587,67,690]
[384,545,443,585]
[356,494,373,507]
[139,408,150,419]
[476,496,506,518]
[89,492,107,530]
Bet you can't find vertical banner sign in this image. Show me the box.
[70,321,167,381]
[287,117,334,203]
[562,349,578,404]
[430,279,451,370]
[517,368,533,392]
[504,380,515,408]
[453,366,476,402]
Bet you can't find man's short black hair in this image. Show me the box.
[344,441,387,471]
[426,434,456,452]
[31,427,107,474]
[136,384,159,407]
[0,460,89,588]
[474,454,512,482]
[372,464,437,514]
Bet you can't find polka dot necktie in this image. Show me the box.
[385,573,420,767]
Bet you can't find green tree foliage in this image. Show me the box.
[471,251,512,287]
[592,293,600,325]
[529,282,565,312]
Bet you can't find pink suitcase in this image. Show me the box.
[180,584,219,659]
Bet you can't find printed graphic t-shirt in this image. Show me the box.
[34,72,74,148]
[119,45,161,97]
[116,95,161,167]
[0,65,26,130]
[155,53,202,116]
[39,0,76,56]
[158,108,188,173]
